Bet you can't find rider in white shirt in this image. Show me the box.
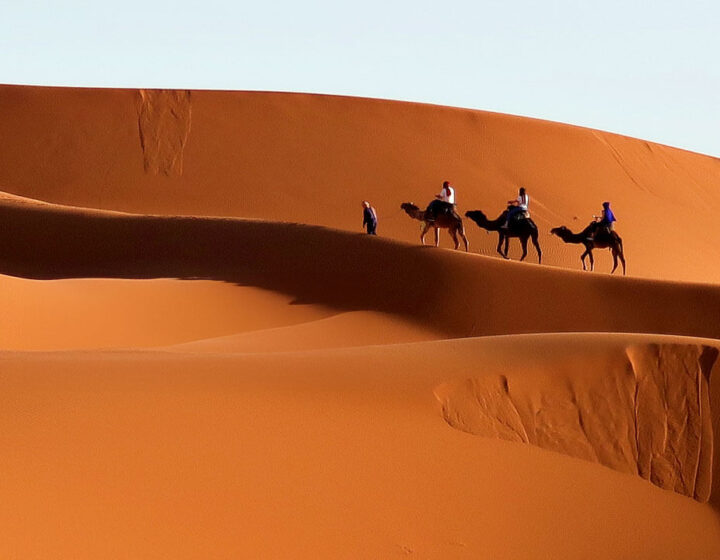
[503,187,529,228]
[426,181,456,222]
[438,181,455,204]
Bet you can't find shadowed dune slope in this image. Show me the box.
[2,196,720,341]
[2,334,720,559]
[1,85,720,281]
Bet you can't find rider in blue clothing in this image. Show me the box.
[591,201,616,239]
[597,201,616,228]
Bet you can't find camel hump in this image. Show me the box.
[509,212,534,228]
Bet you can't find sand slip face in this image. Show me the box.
[436,339,718,502]
[2,85,720,558]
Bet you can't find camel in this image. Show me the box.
[465,209,542,263]
[400,202,469,251]
[550,223,626,275]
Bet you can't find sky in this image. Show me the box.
[1,0,719,156]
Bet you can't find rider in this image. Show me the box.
[502,187,529,229]
[426,181,456,222]
[592,201,616,238]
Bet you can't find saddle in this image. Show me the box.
[426,200,457,221]
[506,204,529,218]
[589,223,613,243]
[505,206,531,226]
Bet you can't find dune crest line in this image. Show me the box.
[4,197,720,341]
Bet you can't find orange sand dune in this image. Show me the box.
[2,334,720,559]
[0,274,336,351]
[1,85,720,282]
[164,311,441,353]
[3,85,720,558]
[2,196,720,342]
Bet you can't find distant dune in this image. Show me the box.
[1,85,720,558]
[2,85,720,282]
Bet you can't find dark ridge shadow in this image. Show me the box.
[4,202,720,342]
[0,202,457,334]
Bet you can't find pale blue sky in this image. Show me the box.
[2,0,719,156]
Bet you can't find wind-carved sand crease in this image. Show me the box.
[137,90,192,176]
[435,343,717,501]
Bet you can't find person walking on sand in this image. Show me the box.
[426,181,456,222]
[362,200,378,235]
[502,187,530,229]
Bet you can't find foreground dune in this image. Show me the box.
[2,334,720,559]
[2,85,720,558]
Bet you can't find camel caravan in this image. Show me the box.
[392,182,626,275]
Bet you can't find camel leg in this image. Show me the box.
[611,249,619,274]
[420,222,430,245]
[450,228,459,250]
[588,249,595,271]
[618,248,626,275]
[496,235,507,259]
[504,237,510,259]
[454,222,469,252]
[434,227,440,247]
[531,234,542,264]
[580,249,589,271]
[519,236,528,262]
[460,231,469,252]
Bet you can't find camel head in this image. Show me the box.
[400,202,423,220]
[550,226,569,238]
[465,210,488,227]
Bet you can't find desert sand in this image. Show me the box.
[1,84,720,558]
